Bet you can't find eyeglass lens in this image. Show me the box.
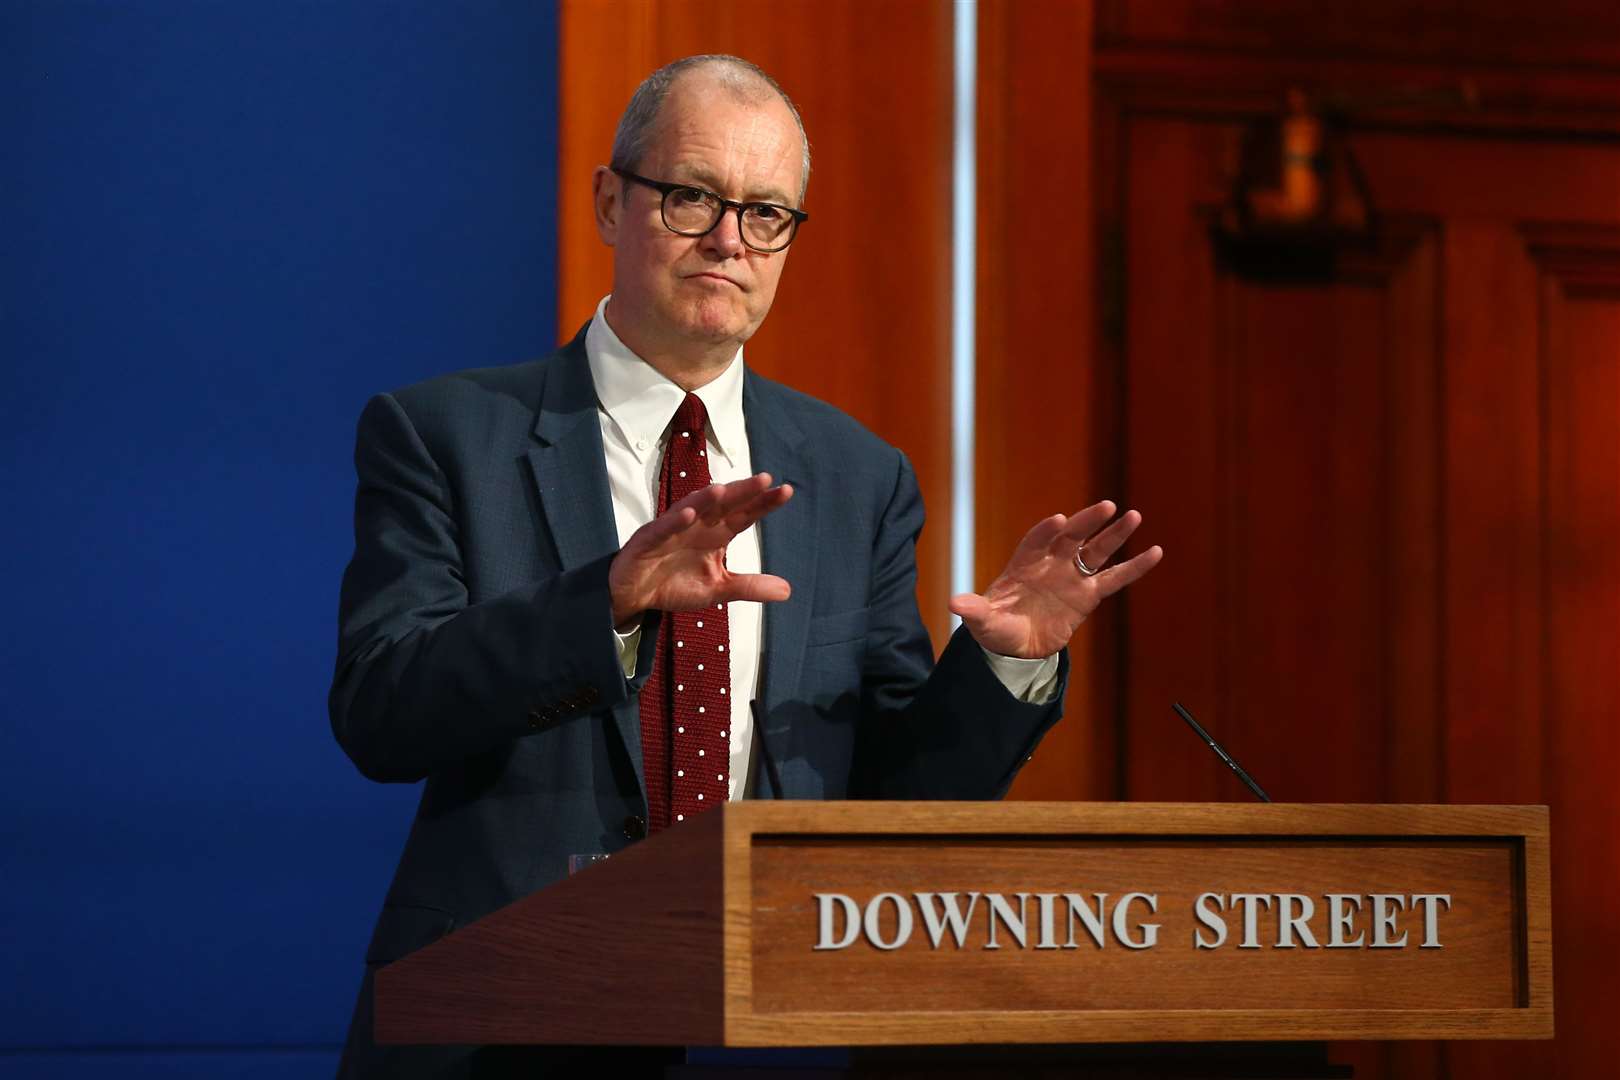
[662,187,796,251]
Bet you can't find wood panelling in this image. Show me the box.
[1378,231,1444,808]
[1107,101,1620,1080]
[1120,126,1449,809]
[1098,0,1620,69]
[1093,0,1620,142]
[976,0,1116,802]
[558,0,956,643]
[1535,230,1620,1080]
[1440,220,1545,814]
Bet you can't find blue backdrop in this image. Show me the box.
[2,3,559,1075]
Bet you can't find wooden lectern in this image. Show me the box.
[375,803,1551,1075]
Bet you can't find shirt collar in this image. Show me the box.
[584,295,748,466]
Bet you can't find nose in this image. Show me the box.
[699,207,746,258]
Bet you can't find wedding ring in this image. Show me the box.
[1074,548,1102,577]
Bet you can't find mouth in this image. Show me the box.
[687,272,743,290]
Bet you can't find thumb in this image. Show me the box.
[723,573,793,605]
[949,592,990,624]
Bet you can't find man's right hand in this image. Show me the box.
[608,472,794,628]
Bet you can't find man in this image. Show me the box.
[332,55,1160,1079]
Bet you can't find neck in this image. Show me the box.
[604,298,737,392]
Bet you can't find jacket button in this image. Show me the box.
[622,815,647,840]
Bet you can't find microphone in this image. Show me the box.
[749,699,784,800]
[1171,702,1272,802]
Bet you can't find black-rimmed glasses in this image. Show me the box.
[613,168,808,253]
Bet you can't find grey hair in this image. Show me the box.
[609,54,811,203]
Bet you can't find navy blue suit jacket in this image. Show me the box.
[331,329,1068,1078]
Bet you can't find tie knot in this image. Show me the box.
[672,392,709,442]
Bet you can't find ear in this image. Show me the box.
[592,166,620,246]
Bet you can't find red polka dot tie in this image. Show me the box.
[638,393,730,832]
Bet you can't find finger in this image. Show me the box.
[721,572,792,604]
[1053,500,1118,546]
[624,504,699,554]
[674,473,773,521]
[1090,544,1164,597]
[711,472,776,513]
[1011,514,1069,560]
[722,482,794,532]
[1075,509,1142,567]
[668,482,726,524]
[705,474,790,527]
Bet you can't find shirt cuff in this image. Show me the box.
[980,647,1061,705]
[613,623,642,679]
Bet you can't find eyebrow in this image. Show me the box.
[670,165,795,207]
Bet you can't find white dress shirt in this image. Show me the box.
[584,296,1058,800]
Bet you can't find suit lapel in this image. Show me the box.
[525,334,650,796]
[527,333,618,573]
[744,370,816,773]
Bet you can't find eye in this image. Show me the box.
[672,186,711,205]
[746,203,783,221]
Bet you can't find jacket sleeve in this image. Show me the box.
[849,448,1069,800]
[328,392,656,783]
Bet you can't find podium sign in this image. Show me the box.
[374,802,1551,1046]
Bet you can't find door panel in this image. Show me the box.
[1120,116,1620,1077]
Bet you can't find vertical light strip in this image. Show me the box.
[950,0,977,610]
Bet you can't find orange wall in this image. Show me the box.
[977,0,1110,801]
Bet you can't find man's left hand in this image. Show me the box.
[949,500,1163,660]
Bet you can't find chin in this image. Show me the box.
[676,297,751,343]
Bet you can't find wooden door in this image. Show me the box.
[1118,114,1620,1080]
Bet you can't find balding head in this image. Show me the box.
[593,55,808,387]
[610,55,810,202]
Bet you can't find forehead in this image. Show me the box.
[646,78,804,204]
